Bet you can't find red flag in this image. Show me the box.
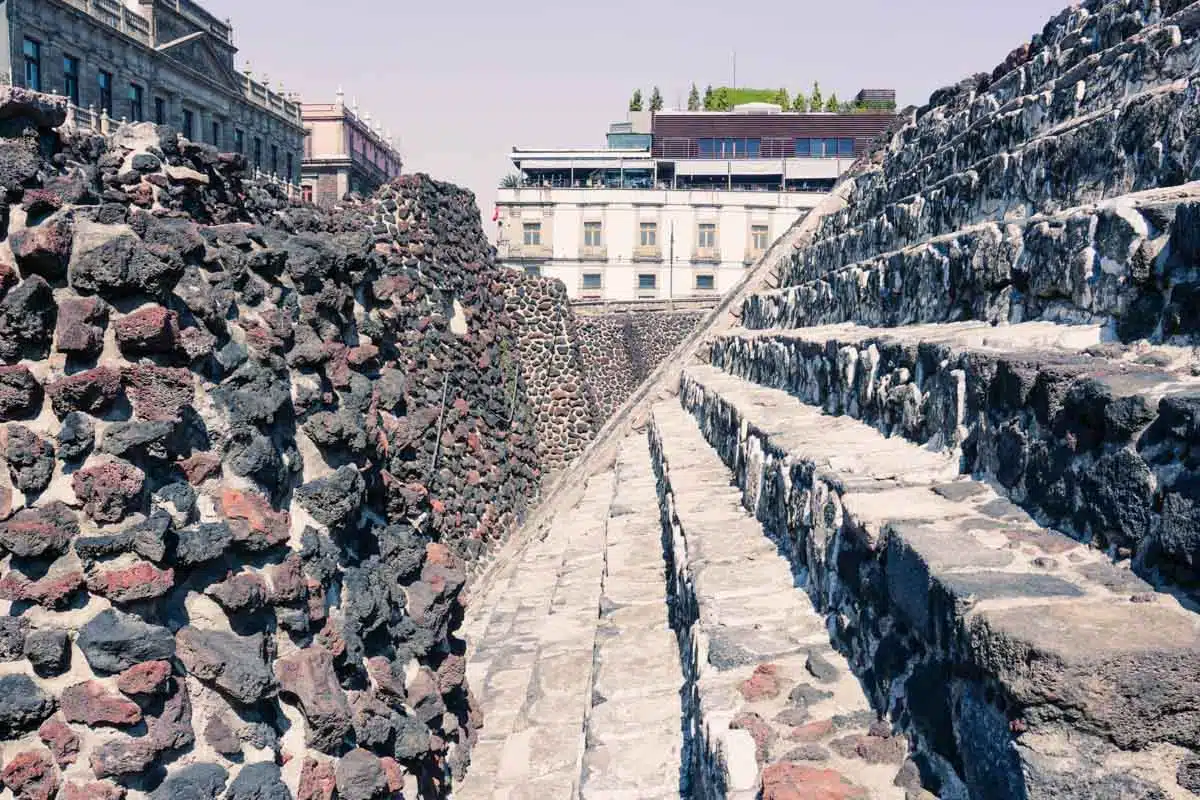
[492,206,500,222]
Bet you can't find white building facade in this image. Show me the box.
[495,99,895,302]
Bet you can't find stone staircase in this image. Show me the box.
[458,1,1200,797]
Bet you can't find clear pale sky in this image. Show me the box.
[202,0,1071,225]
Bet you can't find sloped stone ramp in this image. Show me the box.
[455,437,684,799]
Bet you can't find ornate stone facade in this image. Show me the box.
[0,0,304,184]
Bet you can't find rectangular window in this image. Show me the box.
[211,120,220,147]
[581,273,602,290]
[839,138,855,156]
[129,84,143,122]
[825,138,839,158]
[583,221,602,248]
[23,38,40,92]
[795,138,812,157]
[524,265,542,277]
[637,273,657,290]
[181,108,194,140]
[63,55,80,105]
[697,137,760,158]
[253,137,262,168]
[302,185,313,204]
[286,152,293,182]
[698,223,716,249]
[234,129,245,154]
[751,224,769,251]
[271,144,278,175]
[154,97,165,125]
[639,221,657,247]
[522,222,541,246]
[98,70,112,114]
[695,274,715,291]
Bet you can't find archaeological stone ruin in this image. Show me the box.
[0,0,1199,798]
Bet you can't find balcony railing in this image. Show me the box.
[61,0,152,44]
[500,178,834,194]
[633,245,663,262]
[653,137,858,160]
[241,74,302,125]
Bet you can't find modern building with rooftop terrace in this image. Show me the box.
[0,0,305,190]
[495,90,896,302]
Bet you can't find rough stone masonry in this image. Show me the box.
[0,86,560,800]
[459,0,1200,798]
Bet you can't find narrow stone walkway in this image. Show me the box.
[650,399,913,800]
[456,434,683,799]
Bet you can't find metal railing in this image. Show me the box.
[653,136,856,160]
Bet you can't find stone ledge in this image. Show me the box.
[650,401,916,800]
[678,364,1199,798]
[744,184,1200,341]
[710,322,1200,587]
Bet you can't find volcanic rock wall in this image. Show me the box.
[504,275,599,474]
[687,0,1200,796]
[576,306,708,419]
[0,88,541,800]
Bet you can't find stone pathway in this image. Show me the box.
[650,400,912,800]
[456,435,683,799]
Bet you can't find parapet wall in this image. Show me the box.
[504,275,600,474]
[575,302,712,419]
[0,89,545,800]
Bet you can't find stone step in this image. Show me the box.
[456,470,616,800]
[740,183,1200,342]
[872,0,1200,199]
[793,2,1200,285]
[709,321,1200,590]
[580,436,685,799]
[678,364,1200,799]
[649,400,915,800]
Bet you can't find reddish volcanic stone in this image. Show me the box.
[60,680,142,727]
[379,757,406,792]
[0,749,58,800]
[10,214,73,280]
[761,763,869,800]
[220,488,290,550]
[297,757,337,800]
[741,663,783,702]
[436,653,466,694]
[45,367,121,417]
[54,297,108,357]
[73,459,145,524]
[268,555,305,603]
[121,365,193,422]
[37,717,80,767]
[89,737,157,779]
[86,561,174,604]
[114,306,179,355]
[789,719,835,742]
[177,452,221,484]
[0,567,85,608]
[0,502,78,558]
[116,660,173,696]
[61,781,126,800]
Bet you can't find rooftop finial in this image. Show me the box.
[336,86,345,106]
